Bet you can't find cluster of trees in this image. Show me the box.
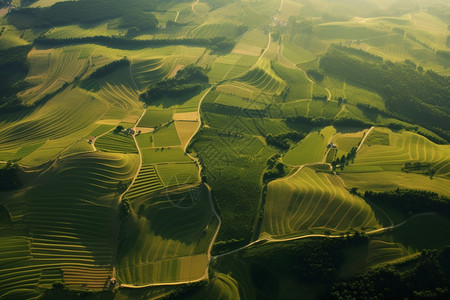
[287,115,371,128]
[319,46,450,141]
[88,58,130,79]
[0,0,11,8]
[209,37,237,54]
[203,0,236,10]
[0,162,22,191]
[331,147,357,171]
[7,0,158,29]
[202,102,267,118]
[364,189,450,218]
[263,154,286,182]
[330,247,450,299]
[161,281,208,300]
[265,131,305,150]
[332,44,383,62]
[401,162,435,176]
[0,45,33,111]
[306,69,324,82]
[34,35,233,50]
[140,65,208,103]
[243,234,369,284]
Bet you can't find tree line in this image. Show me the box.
[319,46,450,142]
[88,58,130,80]
[34,35,233,50]
[140,65,209,104]
[330,247,450,299]
[0,45,33,111]
[364,189,450,218]
[265,131,305,150]
[0,162,22,191]
[7,0,158,29]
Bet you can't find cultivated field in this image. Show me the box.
[261,166,380,238]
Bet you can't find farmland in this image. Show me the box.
[0,0,449,298]
[261,166,380,238]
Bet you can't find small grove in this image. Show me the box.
[140,65,209,104]
[364,189,450,218]
[7,0,159,29]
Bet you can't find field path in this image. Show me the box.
[277,35,334,101]
[213,212,439,259]
[357,126,374,152]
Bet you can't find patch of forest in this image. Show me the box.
[88,58,130,80]
[330,247,450,299]
[364,189,450,218]
[0,45,33,111]
[34,36,234,50]
[7,0,158,30]
[140,65,209,104]
[319,46,450,141]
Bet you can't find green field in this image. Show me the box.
[0,152,139,294]
[95,132,138,153]
[117,184,217,285]
[342,128,450,176]
[152,122,181,147]
[261,166,380,238]
[156,163,199,187]
[1,0,449,297]
[139,109,174,128]
[283,126,337,165]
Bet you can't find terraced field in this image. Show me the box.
[45,23,123,39]
[117,184,218,285]
[0,152,139,295]
[190,21,244,39]
[131,58,171,91]
[125,165,165,200]
[190,273,240,300]
[20,47,90,104]
[95,132,138,154]
[261,166,380,238]
[235,59,286,96]
[0,87,108,164]
[343,128,450,176]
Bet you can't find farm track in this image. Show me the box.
[212,212,439,259]
[119,20,275,290]
[277,35,334,101]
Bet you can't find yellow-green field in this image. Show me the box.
[261,166,380,238]
[117,184,218,285]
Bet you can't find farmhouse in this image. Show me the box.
[124,128,135,135]
[327,142,337,149]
